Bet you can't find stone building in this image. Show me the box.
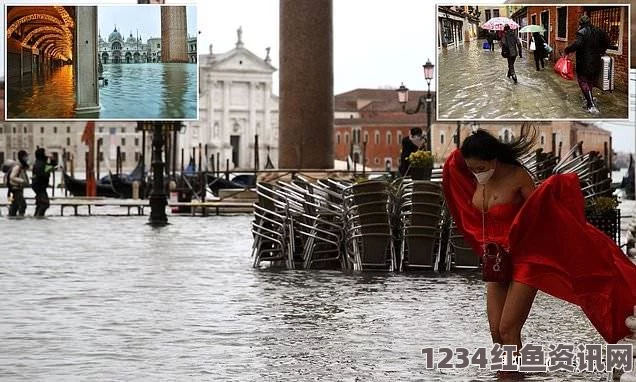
[99,26,196,64]
[438,6,482,48]
[181,28,279,170]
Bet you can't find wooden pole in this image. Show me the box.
[141,129,146,180]
[225,158,230,180]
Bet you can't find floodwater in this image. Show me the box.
[100,63,197,119]
[6,65,76,119]
[0,215,619,381]
[438,39,629,120]
[5,63,197,120]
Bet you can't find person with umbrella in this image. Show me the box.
[563,15,610,115]
[531,32,547,71]
[500,25,522,83]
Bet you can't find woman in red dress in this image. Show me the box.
[443,129,636,352]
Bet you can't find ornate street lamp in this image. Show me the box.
[396,59,435,151]
[136,121,183,227]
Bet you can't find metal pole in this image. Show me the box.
[254,134,260,170]
[148,123,168,226]
[172,127,178,179]
[426,85,432,152]
[141,129,146,180]
[362,138,367,176]
[225,159,230,180]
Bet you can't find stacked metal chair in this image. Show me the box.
[251,182,294,269]
[394,179,445,271]
[552,142,612,199]
[274,177,346,270]
[343,180,396,271]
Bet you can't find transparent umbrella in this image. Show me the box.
[519,24,546,33]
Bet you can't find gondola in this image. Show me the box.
[63,172,121,198]
[110,160,147,199]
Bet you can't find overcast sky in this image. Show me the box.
[2,0,634,152]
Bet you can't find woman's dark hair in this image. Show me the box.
[460,126,537,166]
[503,25,511,31]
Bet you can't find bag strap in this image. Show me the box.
[482,185,486,254]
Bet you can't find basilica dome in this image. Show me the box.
[108,27,123,42]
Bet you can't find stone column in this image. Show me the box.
[279,0,334,169]
[74,6,100,115]
[160,6,188,63]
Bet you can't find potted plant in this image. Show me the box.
[406,150,435,180]
[585,196,620,244]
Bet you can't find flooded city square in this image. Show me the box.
[437,41,629,120]
[5,63,197,120]
[0,215,615,381]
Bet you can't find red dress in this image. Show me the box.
[443,149,636,344]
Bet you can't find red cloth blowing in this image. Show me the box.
[443,149,636,344]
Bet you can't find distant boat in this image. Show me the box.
[110,160,147,199]
[63,172,121,198]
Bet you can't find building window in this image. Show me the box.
[440,133,445,145]
[40,127,44,134]
[374,158,380,165]
[493,9,500,17]
[503,129,510,143]
[540,135,545,145]
[397,132,402,143]
[66,137,71,146]
[135,138,139,146]
[485,9,491,21]
[13,127,16,134]
[121,138,126,146]
[363,132,369,144]
[99,127,104,133]
[589,7,622,52]
[0,127,3,134]
[66,126,71,134]
[556,7,567,39]
[135,152,141,162]
[23,127,27,133]
[121,152,126,163]
[386,132,392,145]
[336,133,340,145]
[375,131,380,145]
[121,128,126,134]
[345,133,349,144]
[54,126,57,134]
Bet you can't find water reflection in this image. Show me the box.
[0,216,610,380]
[438,41,629,120]
[100,63,197,119]
[6,65,76,119]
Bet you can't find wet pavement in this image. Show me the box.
[438,39,629,120]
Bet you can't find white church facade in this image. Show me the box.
[181,28,279,170]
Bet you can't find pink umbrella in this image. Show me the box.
[481,17,520,31]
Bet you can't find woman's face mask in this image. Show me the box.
[465,159,496,184]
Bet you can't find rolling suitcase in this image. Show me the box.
[600,55,614,92]
[483,41,490,50]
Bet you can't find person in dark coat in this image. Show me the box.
[31,148,57,217]
[8,150,29,217]
[399,127,426,176]
[501,25,522,84]
[564,14,610,114]
[532,32,547,71]
[486,30,496,52]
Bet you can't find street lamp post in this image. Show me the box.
[396,59,435,151]
[137,121,183,227]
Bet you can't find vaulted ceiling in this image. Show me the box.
[6,6,75,61]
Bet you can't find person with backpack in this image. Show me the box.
[31,148,57,217]
[564,14,610,114]
[8,150,30,217]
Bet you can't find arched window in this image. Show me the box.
[345,133,350,144]
[336,133,341,145]
[440,132,445,145]
[386,132,392,145]
[363,132,369,144]
[375,131,380,145]
[540,134,545,145]
[503,129,510,143]
[397,132,403,143]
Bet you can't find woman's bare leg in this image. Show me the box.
[499,281,538,351]
[486,281,510,344]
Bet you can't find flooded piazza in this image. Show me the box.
[0,213,618,381]
[437,40,629,120]
[5,63,197,120]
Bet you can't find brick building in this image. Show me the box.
[334,89,436,171]
[510,5,629,93]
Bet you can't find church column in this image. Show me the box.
[75,6,100,114]
[160,6,188,63]
[264,81,272,165]
[223,80,231,166]
[249,81,257,168]
[279,0,334,169]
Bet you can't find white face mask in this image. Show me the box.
[473,168,495,184]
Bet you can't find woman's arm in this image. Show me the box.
[518,168,536,200]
